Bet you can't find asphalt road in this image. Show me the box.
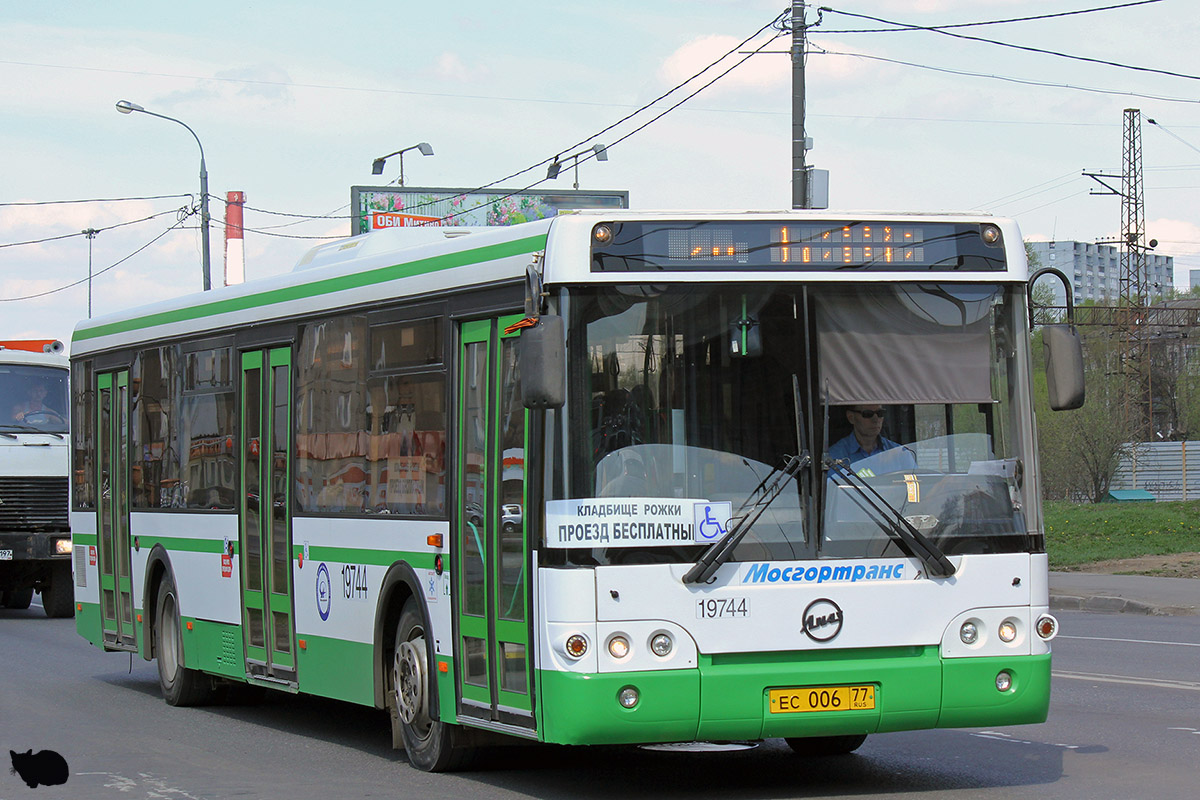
[1,602,1196,800]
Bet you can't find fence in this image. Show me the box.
[1109,441,1200,501]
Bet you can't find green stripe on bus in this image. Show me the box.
[293,546,436,570]
[74,234,548,343]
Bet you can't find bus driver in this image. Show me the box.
[827,405,910,468]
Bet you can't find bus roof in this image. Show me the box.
[71,210,1026,358]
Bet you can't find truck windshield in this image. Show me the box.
[0,365,69,434]
[549,283,1031,567]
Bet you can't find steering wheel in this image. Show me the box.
[20,410,66,426]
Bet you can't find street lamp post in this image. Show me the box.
[371,142,434,186]
[82,228,98,318]
[546,143,608,190]
[116,100,212,291]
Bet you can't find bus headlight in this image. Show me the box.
[618,686,640,708]
[650,633,673,657]
[998,619,1018,643]
[996,671,1013,692]
[607,635,630,659]
[54,538,72,555]
[1035,614,1058,640]
[959,621,979,644]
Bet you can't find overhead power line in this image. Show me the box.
[0,193,193,208]
[377,9,791,222]
[819,4,1200,82]
[0,205,193,249]
[817,0,1161,34]
[808,42,1200,105]
[437,22,791,223]
[0,214,193,302]
[1147,118,1200,156]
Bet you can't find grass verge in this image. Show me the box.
[1043,499,1200,569]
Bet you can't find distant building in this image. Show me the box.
[1028,240,1173,306]
[1190,268,1200,292]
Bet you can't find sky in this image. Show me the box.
[4,0,1200,348]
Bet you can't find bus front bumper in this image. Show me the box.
[537,646,1050,746]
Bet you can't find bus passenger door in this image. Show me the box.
[238,347,297,684]
[454,316,533,730]
[96,370,136,651]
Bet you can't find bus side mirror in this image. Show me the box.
[1043,324,1085,411]
[518,315,565,409]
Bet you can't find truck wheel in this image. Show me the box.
[3,587,34,609]
[42,562,75,618]
[155,574,215,706]
[390,599,473,772]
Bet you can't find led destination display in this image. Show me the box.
[590,220,1006,273]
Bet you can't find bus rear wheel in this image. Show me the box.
[154,575,215,706]
[391,599,472,772]
[785,733,868,756]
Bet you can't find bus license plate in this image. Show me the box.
[0,549,12,560]
[769,685,876,713]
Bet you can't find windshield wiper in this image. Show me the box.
[683,453,809,585]
[0,424,64,439]
[824,457,957,578]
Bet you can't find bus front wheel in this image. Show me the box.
[154,575,215,707]
[2,587,34,609]
[785,733,867,756]
[391,599,473,772]
[42,562,74,618]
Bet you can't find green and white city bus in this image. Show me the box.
[70,210,1085,771]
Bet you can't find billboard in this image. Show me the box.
[350,186,629,235]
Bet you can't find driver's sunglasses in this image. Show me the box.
[854,409,885,419]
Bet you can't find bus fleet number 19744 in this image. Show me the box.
[697,597,749,618]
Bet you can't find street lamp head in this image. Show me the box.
[416,142,434,157]
[115,100,144,115]
[371,157,386,175]
[592,143,608,161]
[546,158,562,180]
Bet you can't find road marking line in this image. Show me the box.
[1053,670,1200,691]
[1059,635,1200,648]
[971,731,1082,749]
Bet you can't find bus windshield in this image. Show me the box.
[0,364,69,434]
[553,282,1030,566]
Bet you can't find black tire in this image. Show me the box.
[785,733,868,756]
[42,562,75,618]
[3,587,34,609]
[155,575,215,706]
[390,599,473,772]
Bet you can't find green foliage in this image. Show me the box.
[1044,499,1200,567]
[1034,332,1128,502]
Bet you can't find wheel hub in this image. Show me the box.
[394,638,427,725]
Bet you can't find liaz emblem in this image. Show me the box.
[801,598,843,642]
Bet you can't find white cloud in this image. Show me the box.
[1147,217,1200,257]
[659,34,787,95]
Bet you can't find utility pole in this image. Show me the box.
[791,0,809,209]
[1086,108,1153,442]
[1119,108,1152,441]
[82,228,99,318]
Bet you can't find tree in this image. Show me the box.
[1026,242,1060,325]
[1034,330,1130,502]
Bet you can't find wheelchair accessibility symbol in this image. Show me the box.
[694,501,733,543]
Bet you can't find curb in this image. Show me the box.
[1050,593,1196,617]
